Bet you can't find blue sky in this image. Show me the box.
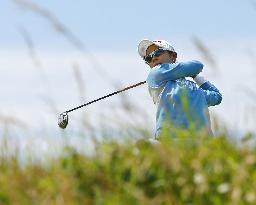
[1,0,256,50]
[1,0,256,142]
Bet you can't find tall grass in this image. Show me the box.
[0,130,256,204]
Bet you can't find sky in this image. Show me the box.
[1,0,256,49]
[1,0,256,154]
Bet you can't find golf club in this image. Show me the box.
[58,81,146,129]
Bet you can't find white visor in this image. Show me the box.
[138,39,176,59]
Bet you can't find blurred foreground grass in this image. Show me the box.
[0,130,256,205]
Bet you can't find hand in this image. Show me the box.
[193,75,207,86]
[58,112,68,129]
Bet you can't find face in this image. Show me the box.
[145,44,177,68]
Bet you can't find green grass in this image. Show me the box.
[0,131,256,205]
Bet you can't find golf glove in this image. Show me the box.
[193,75,208,86]
[58,112,68,129]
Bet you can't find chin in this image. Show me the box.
[152,61,162,67]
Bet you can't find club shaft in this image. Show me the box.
[65,81,146,113]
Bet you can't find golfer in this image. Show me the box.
[138,39,222,138]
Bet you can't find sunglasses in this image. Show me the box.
[144,48,166,64]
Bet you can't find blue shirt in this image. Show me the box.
[146,60,222,137]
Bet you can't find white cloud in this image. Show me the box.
[0,44,255,138]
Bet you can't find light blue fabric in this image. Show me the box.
[146,61,222,138]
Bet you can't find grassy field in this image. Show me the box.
[1,129,256,205]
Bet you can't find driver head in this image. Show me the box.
[58,112,68,129]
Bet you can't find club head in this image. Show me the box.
[58,112,68,129]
